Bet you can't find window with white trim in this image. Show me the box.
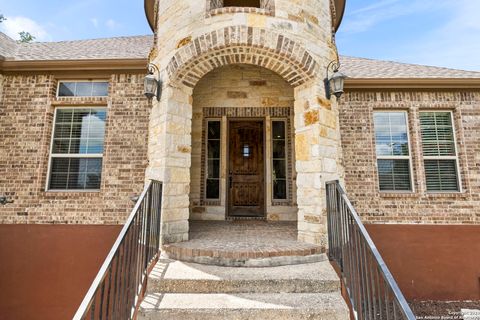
[373,112,412,191]
[57,81,109,97]
[420,111,460,192]
[48,108,106,191]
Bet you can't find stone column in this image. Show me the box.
[146,84,193,244]
[294,81,343,248]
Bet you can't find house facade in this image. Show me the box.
[1,0,479,244]
[1,0,480,318]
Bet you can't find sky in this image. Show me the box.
[0,0,479,71]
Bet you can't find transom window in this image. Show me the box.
[206,121,221,199]
[58,81,109,97]
[272,120,287,200]
[420,111,460,192]
[48,108,106,191]
[373,112,412,192]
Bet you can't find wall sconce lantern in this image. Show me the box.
[144,63,162,102]
[324,60,347,100]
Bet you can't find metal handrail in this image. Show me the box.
[73,180,163,320]
[326,180,416,320]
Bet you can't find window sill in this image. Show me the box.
[52,97,108,107]
[424,192,469,199]
[207,7,273,17]
[45,190,101,195]
[378,192,419,198]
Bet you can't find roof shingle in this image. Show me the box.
[1,33,479,79]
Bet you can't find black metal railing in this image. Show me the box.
[326,180,415,320]
[73,180,163,320]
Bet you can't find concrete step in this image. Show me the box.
[138,292,350,320]
[147,258,340,294]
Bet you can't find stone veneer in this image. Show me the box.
[147,0,344,246]
[339,90,480,224]
[0,73,150,224]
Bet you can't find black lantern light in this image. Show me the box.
[144,63,162,101]
[324,60,347,100]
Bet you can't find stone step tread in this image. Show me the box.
[139,293,350,320]
[150,258,339,282]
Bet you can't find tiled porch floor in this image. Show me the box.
[162,221,325,267]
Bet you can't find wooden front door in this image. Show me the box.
[228,121,265,217]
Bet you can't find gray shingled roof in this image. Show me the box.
[1,33,479,79]
[0,32,18,59]
[341,56,480,79]
[0,34,153,61]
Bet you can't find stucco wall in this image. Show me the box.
[0,73,150,224]
[190,64,297,220]
[339,90,480,224]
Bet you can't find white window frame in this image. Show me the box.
[373,110,415,193]
[420,110,462,193]
[46,107,106,192]
[271,118,289,202]
[56,80,109,98]
[204,119,222,200]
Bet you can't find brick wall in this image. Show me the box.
[0,73,150,224]
[339,90,480,224]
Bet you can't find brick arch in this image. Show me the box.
[166,26,318,88]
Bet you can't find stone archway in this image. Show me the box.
[166,26,318,88]
[148,26,341,249]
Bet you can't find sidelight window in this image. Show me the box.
[373,111,413,192]
[420,111,460,192]
[272,121,287,200]
[47,108,106,191]
[206,121,221,199]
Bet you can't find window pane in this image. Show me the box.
[52,139,70,153]
[207,160,220,179]
[206,179,220,199]
[273,160,286,179]
[420,112,456,156]
[273,141,285,159]
[378,159,411,191]
[208,140,220,159]
[49,158,102,190]
[58,82,76,97]
[273,180,287,200]
[272,121,286,140]
[208,121,221,139]
[424,160,459,192]
[92,82,109,96]
[75,82,93,97]
[373,112,409,156]
[56,109,73,123]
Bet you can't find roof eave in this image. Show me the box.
[345,78,480,90]
[334,0,346,32]
[145,0,156,31]
[0,58,149,72]
[144,0,346,32]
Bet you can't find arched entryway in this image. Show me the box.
[147,26,342,249]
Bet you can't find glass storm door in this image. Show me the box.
[228,121,265,217]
